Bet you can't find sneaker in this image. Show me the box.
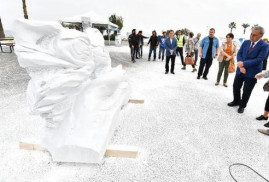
[165,71,168,74]
[223,83,228,87]
[202,77,208,80]
[215,82,219,86]
[192,68,197,72]
[256,115,268,121]
[181,67,186,70]
[171,72,175,74]
[197,76,200,79]
[148,58,150,61]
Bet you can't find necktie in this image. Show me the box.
[248,42,255,53]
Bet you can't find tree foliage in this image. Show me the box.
[228,22,236,33]
[242,23,250,34]
[251,24,259,29]
[109,14,123,31]
[181,28,191,36]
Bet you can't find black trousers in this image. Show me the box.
[233,74,257,108]
[165,55,176,73]
[176,47,185,66]
[194,49,198,65]
[198,57,213,77]
[264,95,269,111]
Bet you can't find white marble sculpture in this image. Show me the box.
[13,19,130,163]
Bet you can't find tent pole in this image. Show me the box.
[108,25,110,46]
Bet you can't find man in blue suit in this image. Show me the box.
[164,30,177,74]
[228,26,269,113]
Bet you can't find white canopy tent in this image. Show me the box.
[59,11,119,45]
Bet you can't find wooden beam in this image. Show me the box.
[19,141,138,158]
[128,99,144,104]
[19,141,46,151]
[105,145,138,158]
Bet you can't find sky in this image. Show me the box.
[1,0,269,39]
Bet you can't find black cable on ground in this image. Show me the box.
[229,163,269,182]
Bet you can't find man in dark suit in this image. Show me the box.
[228,26,269,113]
[164,30,177,74]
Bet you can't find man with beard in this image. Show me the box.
[128,29,138,63]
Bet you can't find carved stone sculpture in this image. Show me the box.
[13,19,130,163]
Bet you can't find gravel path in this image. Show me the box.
[1,46,269,181]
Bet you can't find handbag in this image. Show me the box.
[228,59,235,73]
[185,56,194,65]
[263,80,269,92]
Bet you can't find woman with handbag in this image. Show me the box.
[184,32,197,72]
[215,33,237,87]
[255,71,269,135]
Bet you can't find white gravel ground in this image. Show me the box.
[1,45,269,182]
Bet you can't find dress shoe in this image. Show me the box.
[264,122,269,128]
[238,107,244,113]
[258,129,269,136]
[181,67,186,70]
[192,68,197,72]
[202,77,208,80]
[153,59,156,61]
[171,72,175,74]
[223,83,228,87]
[215,82,219,86]
[227,101,239,107]
[165,71,168,74]
[256,115,268,121]
[148,58,150,61]
[197,76,200,79]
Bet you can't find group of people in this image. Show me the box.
[128,26,269,136]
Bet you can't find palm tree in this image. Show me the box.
[242,23,250,34]
[228,22,236,33]
[0,17,5,38]
[22,0,29,19]
[251,24,259,29]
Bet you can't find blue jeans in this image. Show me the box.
[138,45,143,58]
[148,46,157,60]
[130,47,135,61]
[159,47,165,60]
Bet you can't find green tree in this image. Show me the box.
[228,22,236,33]
[251,24,259,29]
[0,17,5,38]
[22,0,29,19]
[242,23,250,34]
[109,14,123,33]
